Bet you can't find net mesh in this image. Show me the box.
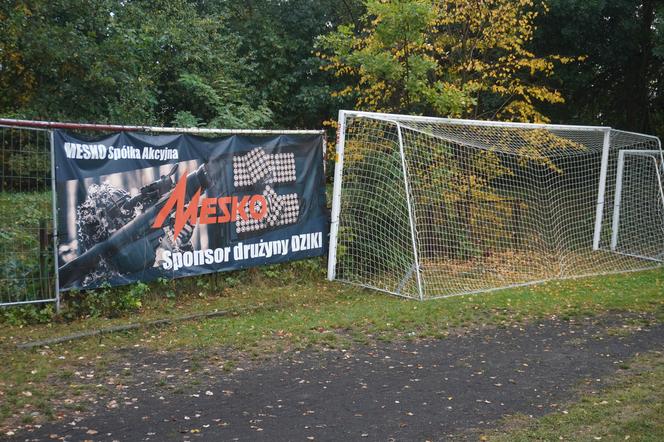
[332,114,663,299]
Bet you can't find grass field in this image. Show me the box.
[487,351,664,441]
[340,249,663,300]
[1,266,664,436]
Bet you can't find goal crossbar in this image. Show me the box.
[340,110,611,132]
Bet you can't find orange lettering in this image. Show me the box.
[233,196,250,221]
[153,172,200,238]
[217,197,231,222]
[152,173,268,233]
[250,195,268,220]
[199,198,216,225]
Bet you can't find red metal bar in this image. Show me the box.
[0,118,324,135]
[0,118,152,132]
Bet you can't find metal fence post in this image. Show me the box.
[49,130,61,313]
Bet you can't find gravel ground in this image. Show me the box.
[6,313,664,441]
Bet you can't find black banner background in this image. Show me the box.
[54,130,328,291]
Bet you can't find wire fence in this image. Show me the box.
[0,124,57,307]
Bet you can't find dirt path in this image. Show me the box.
[8,314,664,441]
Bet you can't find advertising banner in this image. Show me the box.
[53,130,328,291]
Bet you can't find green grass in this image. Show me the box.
[0,267,663,433]
[148,268,664,352]
[486,351,664,442]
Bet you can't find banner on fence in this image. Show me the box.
[53,130,328,291]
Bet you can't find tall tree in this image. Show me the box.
[218,0,363,129]
[534,0,664,135]
[0,0,272,127]
[319,0,575,123]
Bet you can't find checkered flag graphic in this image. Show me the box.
[235,185,300,234]
[233,147,296,188]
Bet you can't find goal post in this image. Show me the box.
[328,111,664,300]
[327,110,347,283]
[609,148,664,261]
[327,112,426,299]
[592,129,612,251]
[395,122,425,300]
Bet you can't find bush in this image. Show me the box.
[1,256,328,325]
[0,303,55,326]
[63,282,149,320]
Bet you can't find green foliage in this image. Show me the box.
[0,256,330,325]
[339,145,416,275]
[258,258,327,283]
[0,0,274,127]
[319,0,573,122]
[534,0,664,136]
[0,128,51,192]
[0,192,53,303]
[0,303,54,326]
[63,282,148,319]
[1,0,660,134]
[176,73,272,128]
[219,0,362,128]
[0,0,363,129]
[157,277,177,299]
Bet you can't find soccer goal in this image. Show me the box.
[327,111,664,300]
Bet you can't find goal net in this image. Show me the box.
[328,111,664,300]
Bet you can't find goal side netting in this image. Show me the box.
[328,111,664,300]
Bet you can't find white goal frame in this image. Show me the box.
[327,110,664,300]
[609,149,664,261]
